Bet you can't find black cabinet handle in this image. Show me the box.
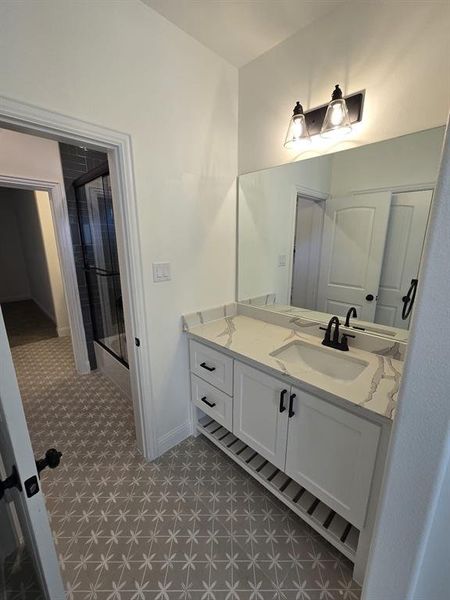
[288,393,296,418]
[279,389,288,413]
[200,362,216,372]
[201,396,216,408]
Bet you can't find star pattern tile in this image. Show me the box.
[10,336,361,599]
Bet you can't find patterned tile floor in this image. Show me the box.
[11,336,361,599]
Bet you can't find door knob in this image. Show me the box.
[35,449,62,477]
[365,294,374,302]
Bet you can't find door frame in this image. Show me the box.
[0,174,91,375]
[286,184,328,305]
[0,95,158,461]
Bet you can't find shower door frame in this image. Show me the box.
[0,95,158,461]
[74,162,129,368]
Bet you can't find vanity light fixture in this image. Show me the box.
[283,85,364,148]
[320,84,352,138]
[284,101,312,148]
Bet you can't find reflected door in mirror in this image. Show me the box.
[316,192,392,321]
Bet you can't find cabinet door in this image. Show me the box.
[285,388,380,528]
[233,362,289,470]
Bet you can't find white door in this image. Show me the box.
[233,362,289,470]
[375,190,433,329]
[317,192,392,321]
[285,387,381,529]
[0,309,65,599]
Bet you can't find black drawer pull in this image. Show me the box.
[288,393,296,418]
[201,396,216,408]
[279,389,288,413]
[200,362,216,372]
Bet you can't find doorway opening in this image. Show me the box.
[0,98,157,599]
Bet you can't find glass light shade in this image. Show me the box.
[284,113,311,148]
[320,98,352,138]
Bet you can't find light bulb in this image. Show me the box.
[329,102,345,126]
[320,85,352,138]
[284,101,311,148]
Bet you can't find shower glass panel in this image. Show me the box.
[75,164,128,366]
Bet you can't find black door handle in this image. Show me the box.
[288,393,296,418]
[365,294,374,302]
[200,362,216,372]
[402,278,418,320]
[201,396,216,408]
[35,449,62,478]
[279,389,288,413]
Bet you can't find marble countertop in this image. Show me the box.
[187,314,402,421]
[244,302,409,343]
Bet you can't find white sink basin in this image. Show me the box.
[271,340,369,381]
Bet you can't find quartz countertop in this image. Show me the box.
[246,302,409,343]
[187,314,402,421]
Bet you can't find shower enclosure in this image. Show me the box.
[74,163,128,367]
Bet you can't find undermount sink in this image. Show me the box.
[271,340,369,381]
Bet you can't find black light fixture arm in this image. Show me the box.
[292,101,304,116]
[288,88,364,138]
[331,84,343,100]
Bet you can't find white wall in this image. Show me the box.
[0,130,70,335]
[0,0,238,451]
[0,189,30,302]
[13,189,69,335]
[363,122,450,600]
[239,0,450,174]
[330,127,445,196]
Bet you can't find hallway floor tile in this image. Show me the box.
[12,337,361,599]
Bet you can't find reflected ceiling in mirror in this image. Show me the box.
[237,127,445,341]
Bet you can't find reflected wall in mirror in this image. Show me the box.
[238,127,445,340]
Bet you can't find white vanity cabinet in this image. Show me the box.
[189,339,390,583]
[233,361,380,528]
[285,387,380,529]
[233,362,289,470]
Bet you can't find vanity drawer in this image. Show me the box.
[191,374,232,429]
[189,340,233,394]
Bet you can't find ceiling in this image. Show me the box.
[141,0,346,68]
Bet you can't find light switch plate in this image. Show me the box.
[152,262,171,282]
[278,254,287,267]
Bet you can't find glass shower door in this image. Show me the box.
[75,165,128,366]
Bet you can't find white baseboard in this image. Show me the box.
[0,294,31,304]
[57,326,71,337]
[158,421,192,456]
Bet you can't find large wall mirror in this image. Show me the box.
[237,127,445,341]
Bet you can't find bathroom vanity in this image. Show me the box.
[182,126,444,585]
[183,304,401,584]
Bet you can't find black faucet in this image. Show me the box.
[345,306,358,328]
[321,316,355,351]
